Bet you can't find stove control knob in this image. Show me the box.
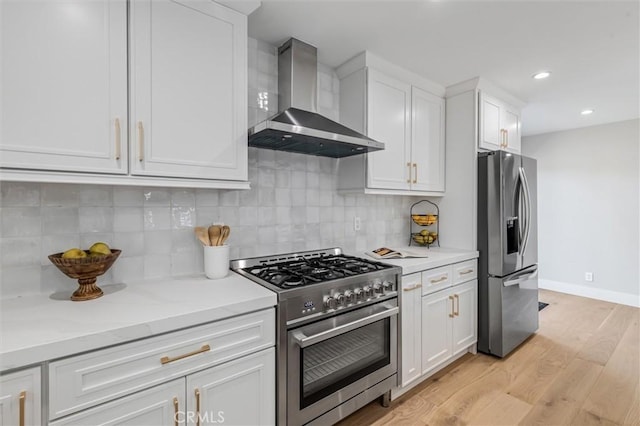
[335,293,345,306]
[354,288,364,301]
[382,280,393,293]
[373,283,384,296]
[362,286,373,298]
[344,290,354,304]
[324,297,338,310]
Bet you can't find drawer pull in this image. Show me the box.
[454,294,460,316]
[161,344,211,365]
[449,295,455,318]
[195,388,201,426]
[430,276,448,284]
[403,283,422,292]
[173,397,179,426]
[459,269,474,275]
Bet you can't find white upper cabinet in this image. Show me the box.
[337,52,446,196]
[479,90,521,153]
[0,0,128,174]
[130,0,247,181]
[411,87,446,192]
[366,69,412,190]
[1,0,253,188]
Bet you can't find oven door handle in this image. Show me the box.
[291,306,399,348]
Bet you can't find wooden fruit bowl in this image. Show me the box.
[48,249,121,301]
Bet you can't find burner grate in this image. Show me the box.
[243,253,392,288]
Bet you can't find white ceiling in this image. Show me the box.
[248,1,640,136]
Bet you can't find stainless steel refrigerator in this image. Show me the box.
[477,151,539,357]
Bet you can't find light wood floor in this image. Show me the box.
[338,289,640,426]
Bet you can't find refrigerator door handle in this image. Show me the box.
[503,267,538,287]
[518,167,532,258]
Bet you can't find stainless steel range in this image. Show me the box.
[231,248,401,426]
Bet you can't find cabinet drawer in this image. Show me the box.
[49,308,275,419]
[453,260,477,285]
[421,265,453,296]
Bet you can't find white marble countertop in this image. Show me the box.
[363,246,479,275]
[0,272,277,371]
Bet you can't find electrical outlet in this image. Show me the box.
[353,216,361,231]
[585,272,594,282]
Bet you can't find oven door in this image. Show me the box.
[287,299,398,425]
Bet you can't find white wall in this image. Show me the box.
[522,119,640,306]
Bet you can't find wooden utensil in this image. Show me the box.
[219,225,230,246]
[194,227,211,246]
[208,225,222,246]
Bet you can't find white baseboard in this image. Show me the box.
[539,279,640,308]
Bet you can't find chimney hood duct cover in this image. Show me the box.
[248,38,384,158]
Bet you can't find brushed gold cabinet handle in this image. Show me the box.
[114,118,121,160]
[407,162,412,183]
[430,276,448,284]
[137,121,144,162]
[403,283,422,292]
[173,397,179,426]
[413,163,417,184]
[161,344,210,365]
[19,391,26,426]
[449,295,455,318]
[195,388,201,426]
[459,269,474,275]
[454,294,460,316]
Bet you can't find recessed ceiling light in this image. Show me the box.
[581,109,594,115]
[532,71,551,80]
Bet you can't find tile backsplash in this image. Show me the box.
[0,38,416,298]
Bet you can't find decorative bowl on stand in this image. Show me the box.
[48,249,121,301]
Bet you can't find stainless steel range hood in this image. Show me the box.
[248,38,384,158]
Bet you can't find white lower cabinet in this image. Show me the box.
[399,259,478,393]
[400,273,422,387]
[422,280,477,375]
[47,308,276,425]
[421,289,453,374]
[187,348,275,426]
[0,367,41,426]
[50,348,275,426]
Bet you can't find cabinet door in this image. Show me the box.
[186,348,275,426]
[478,92,502,151]
[130,0,248,181]
[0,367,41,426]
[366,69,412,190]
[400,273,422,387]
[452,280,478,355]
[421,290,453,374]
[411,87,445,192]
[50,380,185,426]
[0,0,128,174]
[502,105,521,154]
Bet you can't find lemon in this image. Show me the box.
[420,229,429,237]
[89,242,111,256]
[62,248,88,259]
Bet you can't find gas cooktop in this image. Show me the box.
[243,253,392,289]
[230,248,397,292]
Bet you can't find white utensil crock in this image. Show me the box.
[204,245,230,279]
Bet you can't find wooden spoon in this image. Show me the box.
[194,227,211,246]
[208,225,222,246]
[219,225,230,246]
